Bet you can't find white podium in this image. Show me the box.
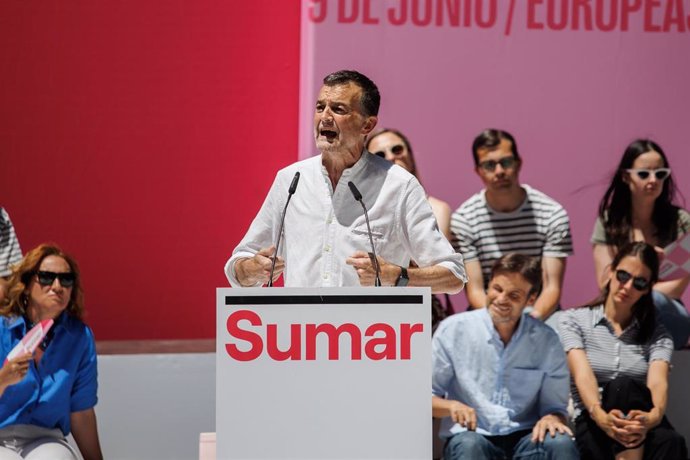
[216,287,432,460]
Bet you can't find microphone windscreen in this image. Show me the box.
[288,172,300,195]
[348,181,362,201]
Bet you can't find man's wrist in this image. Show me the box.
[394,265,409,287]
[235,258,257,286]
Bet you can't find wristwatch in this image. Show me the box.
[395,266,409,287]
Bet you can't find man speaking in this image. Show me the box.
[225,70,466,293]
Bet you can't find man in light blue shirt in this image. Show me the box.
[432,253,578,459]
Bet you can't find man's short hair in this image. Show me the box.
[472,129,520,167]
[323,70,380,117]
[490,253,541,296]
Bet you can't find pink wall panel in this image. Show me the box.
[299,0,690,310]
[0,1,301,339]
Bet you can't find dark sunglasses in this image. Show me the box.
[615,269,650,291]
[626,168,671,181]
[479,156,517,172]
[373,144,405,158]
[35,271,76,288]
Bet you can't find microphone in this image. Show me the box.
[268,171,300,287]
[347,181,381,287]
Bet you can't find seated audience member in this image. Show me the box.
[593,139,690,349]
[0,207,22,301]
[366,129,452,240]
[432,253,578,460]
[560,242,687,460]
[451,129,572,321]
[0,244,103,460]
[366,129,454,328]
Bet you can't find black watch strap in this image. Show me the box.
[395,266,409,287]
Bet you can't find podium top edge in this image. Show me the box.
[224,294,425,305]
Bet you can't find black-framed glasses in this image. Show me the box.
[615,269,650,291]
[479,156,517,172]
[35,271,75,288]
[626,168,671,181]
[373,144,405,158]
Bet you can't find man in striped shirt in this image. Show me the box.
[451,129,573,320]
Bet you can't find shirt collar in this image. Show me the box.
[479,307,527,344]
[9,311,69,333]
[8,315,27,331]
[319,149,370,184]
[593,304,641,333]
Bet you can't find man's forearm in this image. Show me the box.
[409,266,464,294]
[532,286,560,319]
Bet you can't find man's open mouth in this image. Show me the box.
[320,129,337,141]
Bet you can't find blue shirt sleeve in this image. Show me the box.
[537,331,570,418]
[70,325,98,412]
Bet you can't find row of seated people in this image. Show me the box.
[367,129,690,349]
[432,248,687,460]
[0,245,685,459]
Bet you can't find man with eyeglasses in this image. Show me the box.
[450,129,573,321]
[225,70,467,293]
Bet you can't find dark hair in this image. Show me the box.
[0,243,85,320]
[366,128,418,177]
[598,139,680,250]
[472,129,520,167]
[490,253,542,297]
[323,70,380,117]
[584,242,658,344]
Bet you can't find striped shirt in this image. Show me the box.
[450,185,573,286]
[558,305,673,416]
[0,208,22,277]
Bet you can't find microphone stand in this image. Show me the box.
[347,181,382,287]
[268,172,300,286]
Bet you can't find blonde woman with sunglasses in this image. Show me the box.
[592,139,690,349]
[0,244,102,460]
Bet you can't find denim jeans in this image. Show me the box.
[444,429,579,460]
[652,290,690,349]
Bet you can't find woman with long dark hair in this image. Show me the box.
[593,139,690,349]
[560,242,686,459]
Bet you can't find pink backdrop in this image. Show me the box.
[0,1,300,340]
[299,0,690,309]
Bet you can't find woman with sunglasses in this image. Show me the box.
[366,129,452,240]
[367,129,454,330]
[0,244,103,460]
[593,139,690,349]
[560,242,687,459]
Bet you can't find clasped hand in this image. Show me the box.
[596,408,659,449]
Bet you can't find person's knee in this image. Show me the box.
[444,431,488,459]
[22,439,78,460]
[541,432,577,453]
